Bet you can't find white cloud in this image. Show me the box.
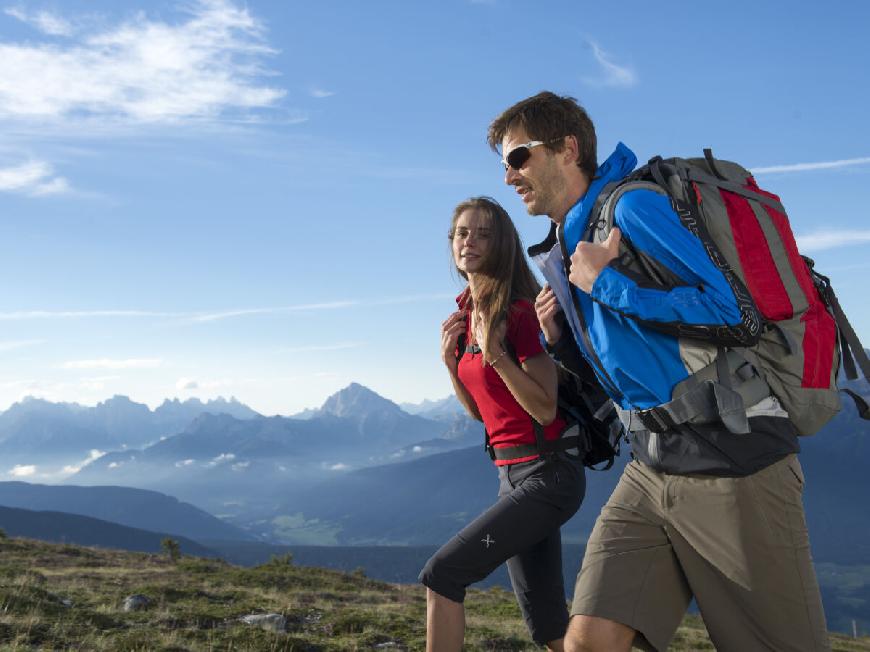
[0,295,448,323]
[108,461,122,469]
[0,338,42,352]
[206,452,236,467]
[5,7,74,36]
[9,464,36,477]
[231,461,249,471]
[63,358,163,370]
[176,377,199,390]
[62,449,105,474]
[328,463,349,471]
[175,458,195,468]
[582,40,636,88]
[309,87,334,98]
[189,301,359,323]
[0,0,285,124]
[797,230,870,253]
[751,157,870,175]
[0,160,69,196]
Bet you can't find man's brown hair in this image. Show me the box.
[487,91,598,180]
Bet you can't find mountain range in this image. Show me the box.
[63,383,482,518]
[3,380,868,553]
[0,394,260,469]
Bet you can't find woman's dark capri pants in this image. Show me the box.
[419,453,585,645]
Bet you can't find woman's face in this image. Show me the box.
[452,208,492,276]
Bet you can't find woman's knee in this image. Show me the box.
[419,554,466,604]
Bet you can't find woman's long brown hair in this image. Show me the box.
[449,197,541,358]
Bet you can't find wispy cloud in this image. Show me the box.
[751,157,870,175]
[8,464,36,477]
[61,449,105,475]
[0,0,285,124]
[309,87,334,98]
[0,339,42,352]
[582,40,637,88]
[0,160,69,195]
[206,452,236,467]
[63,358,163,370]
[797,230,870,253]
[188,301,360,323]
[4,7,74,36]
[0,295,448,323]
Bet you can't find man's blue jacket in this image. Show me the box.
[531,143,797,474]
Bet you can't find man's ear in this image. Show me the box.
[562,135,579,166]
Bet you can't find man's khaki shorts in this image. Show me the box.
[571,455,830,652]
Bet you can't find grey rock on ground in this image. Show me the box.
[240,613,287,632]
[123,594,151,612]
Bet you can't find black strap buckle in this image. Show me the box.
[635,407,674,433]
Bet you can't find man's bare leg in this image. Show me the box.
[564,615,635,652]
[426,588,465,652]
[546,637,565,651]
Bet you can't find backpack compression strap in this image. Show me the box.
[616,349,772,435]
[805,258,870,419]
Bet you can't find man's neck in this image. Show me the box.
[549,182,586,224]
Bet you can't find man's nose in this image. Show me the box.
[504,166,520,185]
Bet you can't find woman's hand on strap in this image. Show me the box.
[534,285,563,346]
[440,310,466,371]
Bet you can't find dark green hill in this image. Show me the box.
[0,481,250,542]
[0,505,216,557]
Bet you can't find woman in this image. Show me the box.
[419,197,586,651]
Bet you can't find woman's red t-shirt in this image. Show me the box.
[457,297,567,465]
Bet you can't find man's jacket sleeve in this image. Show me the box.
[588,189,761,345]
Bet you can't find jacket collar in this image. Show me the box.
[562,142,637,249]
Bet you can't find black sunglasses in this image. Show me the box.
[501,138,562,171]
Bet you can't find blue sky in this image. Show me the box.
[0,0,867,416]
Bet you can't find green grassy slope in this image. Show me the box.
[1,535,867,651]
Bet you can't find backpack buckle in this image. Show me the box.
[634,407,675,433]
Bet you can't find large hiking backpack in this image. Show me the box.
[589,150,870,435]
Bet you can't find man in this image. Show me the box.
[487,91,829,652]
